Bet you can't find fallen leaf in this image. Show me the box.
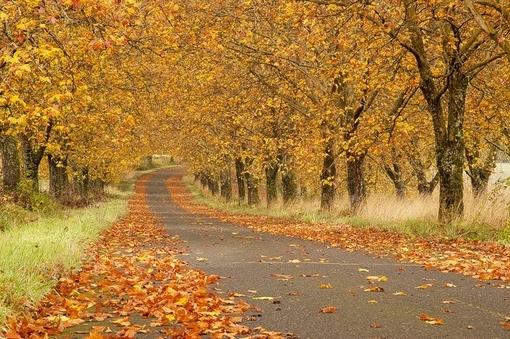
[415,283,433,289]
[319,306,337,313]
[419,314,444,325]
[271,273,293,281]
[445,283,457,288]
[364,286,384,292]
[393,291,407,296]
[367,275,388,282]
[320,283,333,289]
[442,300,456,304]
[358,268,369,272]
[252,296,274,301]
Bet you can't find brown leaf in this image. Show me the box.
[364,286,384,292]
[319,306,337,314]
[419,314,444,325]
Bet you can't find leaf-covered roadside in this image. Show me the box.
[167,176,510,283]
[3,176,272,338]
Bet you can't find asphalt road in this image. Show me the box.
[145,168,510,339]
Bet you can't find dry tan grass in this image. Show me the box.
[189,176,510,240]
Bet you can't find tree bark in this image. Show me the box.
[347,154,366,213]
[265,162,278,208]
[207,176,219,196]
[220,169,233,201]
[465,145,496,197]
[282,169,298,204]
[48,154,69,202]
[320,139,336,210]
[0,135,21,190]
[383,150,406,199]
[384,163,406,199]
[21,136,45,191]
[404,3,468,223]
[244,169,260,206]
[437,73,468,223]
[235,158,246,203]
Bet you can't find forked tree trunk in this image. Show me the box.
[384,159,406,199]
[0,135,21,190]
[347,154,366,213]
[320,139,336,210]
[265,162,278,208]
[235,158,246,203]
[465,145,495,198]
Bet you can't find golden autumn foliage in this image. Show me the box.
[1,0,510,220]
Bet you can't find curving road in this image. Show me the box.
[145,167,510,339]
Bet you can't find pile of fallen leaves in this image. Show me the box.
[167,176,510,283]
[3,175,261,338]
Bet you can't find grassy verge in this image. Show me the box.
[0,197,128,324]
[183,176,510,244]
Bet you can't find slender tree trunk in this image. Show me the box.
[21,137,44,191]
[235,158,246,203]
[48,155,69,201]
[282,170,298,204]
[347,154,366,213]
[0,135,21,190]
[73,168,90,203]
[199,172,208,189]
[265,162,278,208]
[320,139,336,210]
[207,176,219,196]
[244,169,260,206]
[220,169,232,201]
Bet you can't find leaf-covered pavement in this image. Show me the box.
[166,176,510,284]
[4,176,276,338]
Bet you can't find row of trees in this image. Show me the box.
[2,1,509,223]
[0,0,172,204]
[165,0,510,223]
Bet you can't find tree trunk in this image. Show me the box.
[465,145,495,198]
[207,176,219,196]
[282,169,298,204]
[347,154,366,213]
[417,172,439,196]
[436,74,468,223]
[0,135,21,190]
[235,158,246,203]
[320,139,336,210]
[21,137,45,191]
[265,162,278,208]
[244,170,260,206]
[73,168,90,204]
[220,169,232,201]
[384,160,406,199]
[48,155,69,201]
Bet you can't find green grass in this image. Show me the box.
[183,177,510,244]
[0,197,128,324]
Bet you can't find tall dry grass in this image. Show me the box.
[186,176,510,242]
